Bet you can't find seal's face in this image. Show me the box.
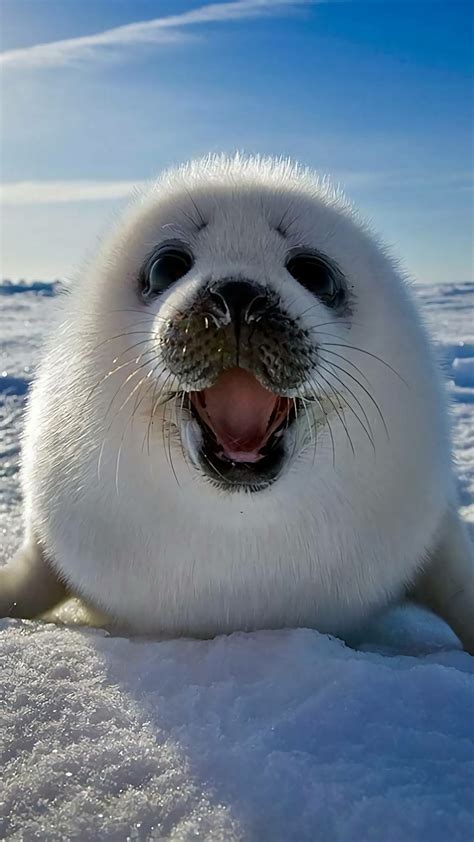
[127,211,351,492]
[98,167,393,493]
[153,265,334,490]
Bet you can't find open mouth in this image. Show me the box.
[189,367,296,488]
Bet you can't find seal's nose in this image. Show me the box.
[209,279,267,325]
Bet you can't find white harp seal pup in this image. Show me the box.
[1,155,473,650]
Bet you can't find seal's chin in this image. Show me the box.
[188,367,295,490]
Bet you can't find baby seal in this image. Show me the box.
[1,155,473,650]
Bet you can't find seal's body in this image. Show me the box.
[2,157,473,648]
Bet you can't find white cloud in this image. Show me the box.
[0,180,147,205]
[2,170,471,207]
[0,0,317,70]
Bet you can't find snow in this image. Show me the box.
[1,280,473,841]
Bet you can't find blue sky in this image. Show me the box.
[0,0,472,283]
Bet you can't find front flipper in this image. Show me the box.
[0,538,68,620]
[410,508,474,654]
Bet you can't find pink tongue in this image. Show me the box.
[191,368,289,463]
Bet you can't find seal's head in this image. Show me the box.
[24,155,454,636]
[81,156,434,497]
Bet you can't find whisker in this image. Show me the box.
[111,317,164,331]
[317,347,372,388]
[144,378,158,459]
[292,394,298,427]
[180,208,203,234]
[176,389,193,475]
[157,372,181,486]
[305,373,336,468]
[310,369,355,458]
[164,390,181,488]
[310,319,355,329]
[87,349,156,401]
[103,352,157,421]
[97,359,163,483]
[298,395,317,462]
[86,308,161,318]
[318,356,389,439]
[184,187,207,230]
[320,343,408,385]
[275,209,300,238]
[143,364,173,458]
[317,359,377,450]
[309,329,362,342]
[92,330,157,352]
[115,369,161,493]
[302,365,374,457]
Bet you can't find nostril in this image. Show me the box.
[208,288,231,321]
[209,279,267,325]
[245,294,268,323]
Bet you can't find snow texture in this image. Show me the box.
[1,280,473,842]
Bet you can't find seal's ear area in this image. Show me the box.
[409,509,474,655]
[0,538,68,620]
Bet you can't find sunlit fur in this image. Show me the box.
[20,155,457,636]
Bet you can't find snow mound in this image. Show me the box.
[1,281,473,841]
[0,279,62,296]
[452,358,474,393]
[1,611,474,842]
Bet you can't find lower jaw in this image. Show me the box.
[196,438,287,492]
[180,392,296,491]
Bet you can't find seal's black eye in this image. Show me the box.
[141,247,193,300]
[286,252,343,307]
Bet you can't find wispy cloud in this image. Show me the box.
[2,170,471,207]
[0,180,147,205]
[0,0,317,69]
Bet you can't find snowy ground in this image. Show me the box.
[1,281,473,841]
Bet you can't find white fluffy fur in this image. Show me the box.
[17,156,463,637]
